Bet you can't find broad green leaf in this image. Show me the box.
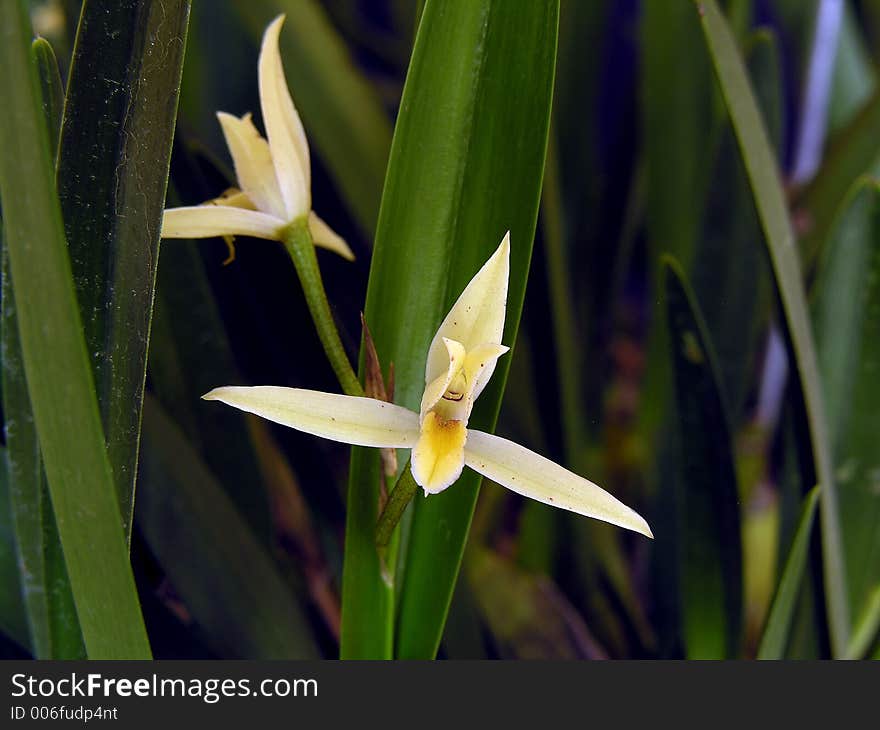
[0,0,150,658]
[696,0,849,657]
[2,246,83,659]
[137,396,319,659]
[56,0,191,539]
[0,40,82,659]
[811,179,880,630]
[664,257,742,658]
[235,0,392,236]
[339,0,558,659]
[757,487,820,659]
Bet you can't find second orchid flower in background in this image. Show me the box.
[161,14,352,260]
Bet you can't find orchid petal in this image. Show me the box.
[258,15,310,219]
[419,338,467,422]
[162,206,284,240]
[203,386,419,448]
[464,429,654,538]
[425,232,510,384]
[309,211,355,261]
[411,412,467,494]
[217,111,286,219]
[462,343,510,407]
[211,189,257,210]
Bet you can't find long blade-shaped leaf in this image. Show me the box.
[338,0,558,659]
[663,257,742,658]
[695,0,849,657]
[1,39,83,659]
[2,246,83,659]
[138,397,319,659]
[56,0,190,540]
[0,0,150,658]
[811,179,880,630]
[757,487,820,659]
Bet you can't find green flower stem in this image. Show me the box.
[281,219,363,397]
[376,462,418,550]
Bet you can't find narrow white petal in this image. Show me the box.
[463,430,653,538]
[217,112,286,219]
[258,15,310,219]
[425,232,510,384]
[203,386,420,448]
[162,206,284,240]
[309,211,355,261]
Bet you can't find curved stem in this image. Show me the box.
[376,461,418,550]
[281,219,364,397]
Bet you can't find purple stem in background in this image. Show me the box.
[755,0,842,432]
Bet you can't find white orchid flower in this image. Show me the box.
[161,14,353,261]
[203,233,652,538]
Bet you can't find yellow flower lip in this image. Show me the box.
[160,14,354,261]
[203,231,654,539]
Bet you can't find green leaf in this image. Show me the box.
[846,585,880,660]
[0,0,150,659]
[56,0,191,539]
[811,178,880,631]
[339,0,558,659]
[757,487,820,659]
[0,41,82,659]
[31,38,64,162]
[642,0,713,270]
[663,256,743,658]
[234,0,393,236]
[694,27,779,417]
[0,446,28,651]
[796,89,880,268]
[696,0,849,657]
[2,244,83,659]
[827,3,875,135]
[137,396,319,659]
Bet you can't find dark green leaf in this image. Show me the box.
[137,396,319,659]
[0,446,28,651]
[664,256,742,658]
[57,0,191,538]
[0,0,150,658]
